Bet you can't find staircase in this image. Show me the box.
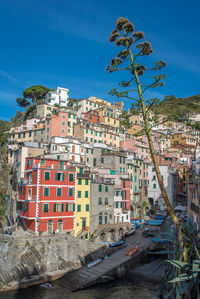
[17,215,27,231]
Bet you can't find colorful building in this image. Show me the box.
[45,110,77,141]
[74,166,91,239]
[18,157,76,234]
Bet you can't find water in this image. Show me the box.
[0,278,158,299]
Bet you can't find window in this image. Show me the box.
[116,202,119,208]
[43,204,49,213]
[105,186,108,192]
[66,204,69,212]
[86,204,89,211]
[79,168,83,174]
[68,188,73,196]
[99,184,102,192]
[27,159,32,167]
[85,179,89,185]
[47,127,49,132]
[153,184,156,189]
[105,198,109,205]
[85,191,88,198]
[98,197,102,205]
[57,188,62,196]
[44,187,49,196]
[69,173,74,181]
[55,172,65,181]
[40,159,45,166]
[68,113,71,118]
[77,205,81,212]
[120,157,122,163]
[29,131,31,137]
[78,191,81,198]
[93,158,96,167]
[78,179,82,185]
[99,213,102,224]
[101,157,104,163]
[123,158,125,164]
[54,203,64,212]
[44,172,50,181]
[28,173,32,184]
[153,175,156,180]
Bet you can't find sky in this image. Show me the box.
[1,0,200,121]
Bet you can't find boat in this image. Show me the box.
[87,258,102,268]
[109,240,125,248]
[125,246,138,256]
[125,228,136,237]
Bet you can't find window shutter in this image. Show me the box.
[55,173,58,181]
[54,204,56,212]
[62,173,65,181]
[66,204,68,212]
[73,203,75,212]
[61,203,64,212]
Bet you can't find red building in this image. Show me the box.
[82,110,100,123]
[18,157,76,234]
[121,177,131,222]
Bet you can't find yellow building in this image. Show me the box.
[74,122,120,148]
[36,104,58,118]
[74,166,91,239]
[96,106,120,127]
[170,133,196,146]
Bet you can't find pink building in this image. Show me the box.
[45,112,69,142]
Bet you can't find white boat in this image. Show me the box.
[87,258,102,268]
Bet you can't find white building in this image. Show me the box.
[49,136,84,163]
[45,87,69,107]
[148,164,177,210]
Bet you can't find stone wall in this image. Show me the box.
[0,232,102,292]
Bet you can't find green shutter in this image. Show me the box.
[85,179,89,185]
[62,173,65,181]
[66,204,68,212]
[68,188,73,196]
[61,203,64,212]
[77,205,81,212]
[73,203,75,212]
[55,173,58,181]
[44,172,50,180]
[54,204,56,212]
[78,179,82,185]
[99,184,102,192]
[78,191,81,198]
[85,191,88,198]
[57,188,62,196]
[86,204,89,211]
[69,173,74,181]
[105,186,108,192]
[43,204,49,212]
[44,188,49,196]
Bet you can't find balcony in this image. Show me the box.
[77,172,90,179]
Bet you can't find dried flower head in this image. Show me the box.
[111,57,121,66]
[117,49,129,59]
[116,36,133,47]
[116,17,129,30]
[109,31,120,42]
[155,60,167,70]
[123,21,135,33]
[135,41,154,55]
[136,64,146,75]
[132,31,145,40]
[105,66,114,73]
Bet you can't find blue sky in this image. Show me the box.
[1,0,200,121]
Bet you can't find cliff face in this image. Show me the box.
[0,232,102,292]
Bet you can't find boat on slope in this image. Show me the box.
[87,258,102,268]
[125,246,139,256]
[125,228,136,237]
[109,240,125,248]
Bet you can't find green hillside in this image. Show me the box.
[153,95,200,120]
